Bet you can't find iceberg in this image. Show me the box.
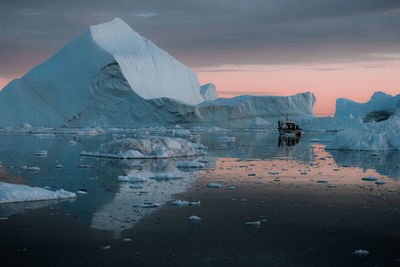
[335,91,400,119]
[0,17,203,127]
[0,17,316,128]
[0,182,76,204]
[200,83,218,102]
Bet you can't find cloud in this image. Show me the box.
[1,0,400,77]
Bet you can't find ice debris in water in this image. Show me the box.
[362,176,378,181]
[353,249,369,256]
[207,183,222,188]
[188,215,202,221]
[34,150,47,157]
[316,180,328,183]
[133,203,162,208]
[81,137,205,159]
[100,245,111,250]
[27,167,40,172]
[216,136,235,142]
[171,200,200,206]
[375,180,386,185]
[118,175,147,182]
[54,164,63,168]
[177,161,205,168]
[245,221,261,226]
[129,185,143,189]
[228,186,237,190]
[122,238,132,242]
[149,173,184,180]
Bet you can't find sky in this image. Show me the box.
[0,0,399,115]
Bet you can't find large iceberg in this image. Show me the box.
[0,18,203,127]
[0,17,316,128]
[335,91,400,119]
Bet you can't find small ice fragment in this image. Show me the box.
[362,176,378,181]
[55,164,63,168]
[188,215,202,221]
[316,180,328,183]
[216,136,235,142]
[118,175,147,182]
[34,150,47,157]
[171,200,200,206]
[78,165,91,168]
[123,238,132,242]
[245,221,261,226]
[207,183,222,188]
[228,186,237,190]
[149,173,184,180]
[177,161,205,168]
[76,189,88,195]
[100,245,111,250]
[133,203,161,208]
[375,180,386,185]
[27,167,40,172]
[353,249,369,256]
[268,172,279,175]
[327,185,336,188]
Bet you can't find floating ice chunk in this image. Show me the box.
[171,200,200,206]
[216,136,235,142]
[118,175,147,182]
[207,183,222,188]
[353,249,369,256]
[177,161,205,168]
[362,176,378,181]
[81,137,205,159]
[375,180,386,185]
[327,185,336,188]
[149,173,184,180]
[34,150,47,157]
[133,203,161,208]
[0,182,76,204]
[100,245,111,250]
[76,190,88,195]
[245,221,261,226]
[122,238,132,242]
[78,165,91,168]
[54,164,63,168]
[188,215,202,221]
[268,172,279,175]
[316,180,328,183]
[228,186,237,190]
[27,167,40,172]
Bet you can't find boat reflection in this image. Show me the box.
[278,135,301,147]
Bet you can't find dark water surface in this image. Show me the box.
[0,129,400,266]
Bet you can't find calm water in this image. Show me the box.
[0,129,400,266]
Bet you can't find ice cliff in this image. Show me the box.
[335,91,400,119]
[0,18,315,128]
[0,18,203,127]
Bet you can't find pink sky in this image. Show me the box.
[1,61,398,116]
[196,61,400,116]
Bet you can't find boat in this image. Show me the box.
[278,115,302,137]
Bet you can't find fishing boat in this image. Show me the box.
[278,115,302,137]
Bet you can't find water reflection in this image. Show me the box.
[278,135,301,147]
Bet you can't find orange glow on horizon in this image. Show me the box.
[196,62,400,116]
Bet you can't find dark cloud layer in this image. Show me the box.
[1,0,400,77]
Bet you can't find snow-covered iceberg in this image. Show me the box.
[0,182,76,204]
[326,115,400,151]
[335,91,400,119]
[0,17,203,127]
[0,17,316,128]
